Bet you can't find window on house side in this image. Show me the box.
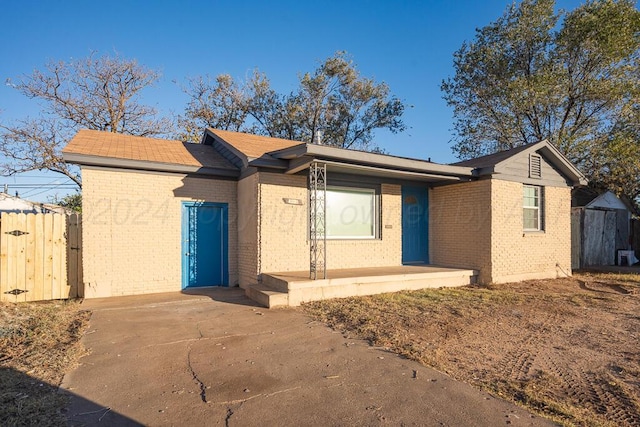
[325,187,376,239]
[523,185,543,231]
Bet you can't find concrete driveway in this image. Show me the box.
[61,288,555,426]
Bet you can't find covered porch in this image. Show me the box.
[244,144,478,308]
[246,265,478,308]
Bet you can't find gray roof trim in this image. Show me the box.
[63,152,240,178]
[320,160,471,183]
[247,157,289,169]
[268,144,474,178]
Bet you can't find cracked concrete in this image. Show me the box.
[187,347,208,403]
[61,288,556,426]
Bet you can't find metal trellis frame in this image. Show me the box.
[309,161,327,280]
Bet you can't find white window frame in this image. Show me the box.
[523,185,543,232]
[325,186,378,239]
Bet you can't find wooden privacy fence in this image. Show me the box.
[0,213,82,303]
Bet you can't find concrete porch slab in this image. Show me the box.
[248,265,477,308]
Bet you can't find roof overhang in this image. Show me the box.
[536,144,588,186]
[63,152,240,178]
[265,144,474,183]
[315,160,471,183]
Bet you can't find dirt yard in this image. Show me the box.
[304,272,640,427]
[0,301,90,426]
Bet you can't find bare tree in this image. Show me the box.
[1,53,172,187]
[176,74,248,142]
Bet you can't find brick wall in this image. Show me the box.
[81,167,238,297]
[257,172,309,274]
[430,179,572,284]
[256,172,402,276]
[490,180,571,283]
[430,180,492,283]
[237,173,259,288]
[82,165,572,295]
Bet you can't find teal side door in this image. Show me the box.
[402,186,429,264]
[182,202,229,288]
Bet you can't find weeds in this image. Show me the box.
[304,272,640,427]
[0,301,90,426]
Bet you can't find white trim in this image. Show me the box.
[523,184,542,231]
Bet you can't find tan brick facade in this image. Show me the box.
[489,181,571,283]
[71,129,580,299]
[254,172,402,281]
[82,167,572,296]
[430,180,493,283]
[430,178,571,284]
[237,174,259,288]
[81,167,238,298]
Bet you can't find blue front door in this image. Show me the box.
[182,202,229,288]
[402,186,429,264]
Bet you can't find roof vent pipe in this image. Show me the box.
[314,129,323,145]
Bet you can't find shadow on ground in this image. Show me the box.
[181,286,261,307]
[0,367,141,426]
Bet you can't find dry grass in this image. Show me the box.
[0,301,91,426]
[303,272,640,427]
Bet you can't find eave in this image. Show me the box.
[63,152,240,178]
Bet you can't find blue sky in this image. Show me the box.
[0,0,583,201]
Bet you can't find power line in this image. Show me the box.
[21,181,77,199]
[4,184,77,188]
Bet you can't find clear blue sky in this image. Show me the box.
[0,0,583,201]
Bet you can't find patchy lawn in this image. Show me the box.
[0,301,90,426]
[303,272,640,427]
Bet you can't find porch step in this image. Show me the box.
[261,274,290,292]
[251,266,478,308]
[284,271,475,306]
[245,284,289,308]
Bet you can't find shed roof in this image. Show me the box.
[572,187,633,211]
[63,129,238,177]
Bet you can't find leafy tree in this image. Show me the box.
[442,0,640,203]
[1,53,172,188]
[50,192,82,213]
[592,105,640,204]
[179,52,406,151]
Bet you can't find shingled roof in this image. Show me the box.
[63,129,238,176]
[204,129,303,159]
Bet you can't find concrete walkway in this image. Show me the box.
[61,288,555,426]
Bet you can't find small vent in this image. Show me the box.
[529,154,542,179]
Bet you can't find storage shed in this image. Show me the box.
[571,188,634,268]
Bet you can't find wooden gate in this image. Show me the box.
[0,213,82,302]
[571,207,619,268]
